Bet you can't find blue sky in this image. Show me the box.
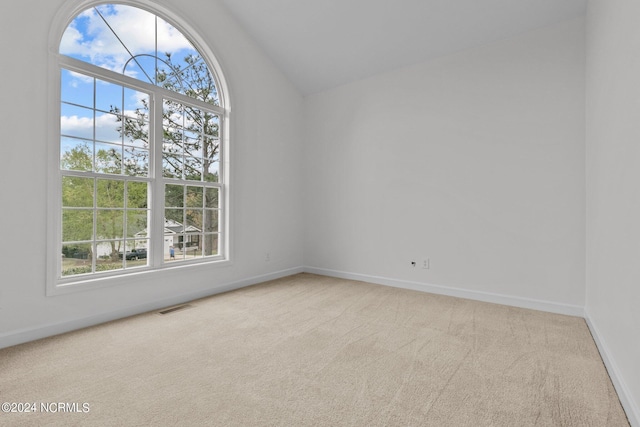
[60,68,149,144]
[60,4,197,81]
[59,4,211,170]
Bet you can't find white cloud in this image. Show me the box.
[60,4,195,75]
[61,112,123,144]
[61,115,93,132]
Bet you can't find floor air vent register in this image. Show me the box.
[157,304,192,315]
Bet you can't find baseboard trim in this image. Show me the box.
[303,266,585,317]
[585,312,639,427]
[0,266,304,350]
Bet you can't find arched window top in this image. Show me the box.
[60,3,220,106]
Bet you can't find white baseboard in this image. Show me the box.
[303,266,585,317]
[0,266,304,350]
[585,312,639,427]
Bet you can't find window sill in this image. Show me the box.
[47,258,232,296]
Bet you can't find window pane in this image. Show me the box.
[97,209,124,240]
[127,182,147,208]
[97,4,154,55]
[62,209,93,241]
[183,234,200,257]
[204,160,219,182]
[164,99,184,127]
[184,156,202,181]
[203,135,219,161]
[130,239,149,253]
[205,188,218,208]
[123,147,149,177]
[95,142,122,174]
[184,129,201,158]
[186,210,202,230]
[124,239,148,268]
[163,134,183,154]
[61,6,130,63]
[203,233,218,256]
[61,138,93,172]
[166,239,181,260]
[61,69,93,107]
[61,104,93,140]
[123,119,149,148]
[125,256,147,269]
[96,249,124,272]
[97,240,124,264]
[62,177,94,207]
[204,209,218,233]
[95,79,123,114]
[165,185,184,207]
[99,262,124,272]
[163,154,183,179]
[163,98,184,153]
[123,88,149,119]
[95,112,123,144]
[185,107,203,133]
[97,179,125,208]
[204,113,219,133]
[186,186,203,208]
[61,243,93,276]
[165,208,183,224]
[127,210,148,237]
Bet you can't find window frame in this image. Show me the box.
[47,1,231,296]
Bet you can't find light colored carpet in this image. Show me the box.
[0,273,629,426]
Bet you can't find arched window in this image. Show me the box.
[49,2,229,293]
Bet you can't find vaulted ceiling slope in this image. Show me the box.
[219,0,587,95]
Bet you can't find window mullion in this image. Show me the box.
[149,93,164,267]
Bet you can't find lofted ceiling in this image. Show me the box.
[219,0,587,95]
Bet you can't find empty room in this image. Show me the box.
[0,0,638,425]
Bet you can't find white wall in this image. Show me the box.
[586,0,640,424]
[0,0,304,347]
[304,18,586,311]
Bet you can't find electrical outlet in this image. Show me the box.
[411,261,416,267]
[422,259,430,269]
[265,252,270,262]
